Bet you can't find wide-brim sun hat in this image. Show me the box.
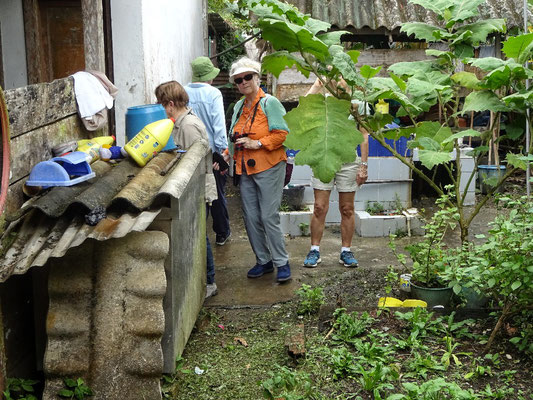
[229,57,261,83]
[191,56,220,82]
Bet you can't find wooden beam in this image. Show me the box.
[22,0,48,84]
[5,78,77,138]
[81,0,106,72]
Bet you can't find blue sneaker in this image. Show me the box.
[276,263,291,282]
[339,251,358,267]
[247,260,274,278]
[303,250,321,268]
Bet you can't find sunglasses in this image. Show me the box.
[234,74,254,85]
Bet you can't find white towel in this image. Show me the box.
[71,71,114,118]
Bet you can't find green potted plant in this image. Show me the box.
[392,194,459,308]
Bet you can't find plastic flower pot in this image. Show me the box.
[478,165,506,195]
[410,283,453,308]
[461,287,489,309]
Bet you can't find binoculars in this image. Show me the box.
[231,131,256,167]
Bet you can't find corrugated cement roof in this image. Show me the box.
[0,140,209,283]
[286,0,528,32]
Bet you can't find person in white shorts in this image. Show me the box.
[303,77,369,268]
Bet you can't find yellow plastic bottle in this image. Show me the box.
[375,99,389,114]
[77,136,115,163]
[124,118,175,167]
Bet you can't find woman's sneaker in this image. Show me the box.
[339,250,358,267]
[303,250,321,268]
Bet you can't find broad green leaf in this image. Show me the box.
[418,149,453,169]
[367,113,394,132]
[503,90,533,109]
[451,71,480,89]
[332,52,364,87]
[58,389,74,397]
[465,57,506,71]
[258,18,329,60]
[408,0,450,16]
[400,22,446,42]
[389,72,407,92]
[451,43,474,59]
[511,281,522,290]
[347,50,360,64]
[481,66,512,90]
[384,126,416,140]
[304,17,331,35]
[419,137,441,151]
[317,31,350,46]
[488,278,496,288]
[360,65,382,79]
[284,94,363,183]
[456,19,506,45]
[462,91,508,113]
[442,129,480,144]
[389,60,437,77]
[261,51,310,78]
[502,33,533,62]
[368,77,398,91]
[450,0,485,22]
[506,153,533,170]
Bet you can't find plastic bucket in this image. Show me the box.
[125,104,176,151]
[478,165,506,194]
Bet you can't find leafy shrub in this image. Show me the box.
[295,284,325,315]
[3,378,39,400]
[261,365,317,400]
[331,309,374,344]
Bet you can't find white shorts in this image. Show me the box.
[311,160,361,192]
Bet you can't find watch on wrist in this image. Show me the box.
[361,161,368,166]
[257,140,262,148]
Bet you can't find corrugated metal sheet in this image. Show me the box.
[286,0,527,32]
[0,140,209,282]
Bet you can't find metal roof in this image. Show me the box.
[286,0,528,33]
[0,141,209,283]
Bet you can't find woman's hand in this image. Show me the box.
[235,137,262,150]
[356,164,368,186]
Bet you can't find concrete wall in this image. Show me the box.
[0,0,28,89]
[111,0,207,145]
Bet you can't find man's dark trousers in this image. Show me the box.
[211,169,230,237]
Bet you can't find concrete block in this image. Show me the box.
[291,165,313,181]
[377,158,410,180]
[355,211,423,237]
[280,208,313,236]
[325,201,342,224]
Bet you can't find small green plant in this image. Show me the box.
[298,222,310,236]
[57,378,93,400]
[161,356,192,399]
[387,377,477,400]
[295,284,325,315]
[3,378,39,400]
[356,362,397,398]
[261,365,317,400]
[366,201,385,215]
[331,309,374,345]
[326,346,358,379]
[384,265,398,299]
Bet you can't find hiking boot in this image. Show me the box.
[247,260,274,278]
[276,263,291,282]
[205,283,218,299]
[215,231,231,246]
[339,250,358,267]
[303,249,321,268]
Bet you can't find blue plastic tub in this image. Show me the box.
[478,165,506,194]
[125,104,176,151]
[357,136,411,157]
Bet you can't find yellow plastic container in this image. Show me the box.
[77,136,115,163]
[375,99,389,114]
[124,118,175,167]
[378,297,427,308]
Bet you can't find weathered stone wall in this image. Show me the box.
[43,231,169,400]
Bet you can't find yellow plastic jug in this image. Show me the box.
[77,136,115,163]
[124,118,175,167]
[375,99,389,114]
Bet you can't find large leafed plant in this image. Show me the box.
[236,0,533,243]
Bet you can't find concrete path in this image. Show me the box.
[205,187,394,307]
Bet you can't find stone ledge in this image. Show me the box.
[355,211,424,237]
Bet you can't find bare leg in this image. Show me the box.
[310,189,331,246]
[339,191,355,247]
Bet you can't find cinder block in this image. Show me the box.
[291,165,313,181]
[325,201,342,224]
[378,158,410,180]
[280,209,313,236]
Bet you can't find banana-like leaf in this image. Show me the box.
[258,18,329,60]
[262,51,310,78]
[284,94,363,183]
[463,91,508,113]
[449,0,485,22]
[481,66,512,90]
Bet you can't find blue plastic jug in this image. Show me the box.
[125,104,176,151]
